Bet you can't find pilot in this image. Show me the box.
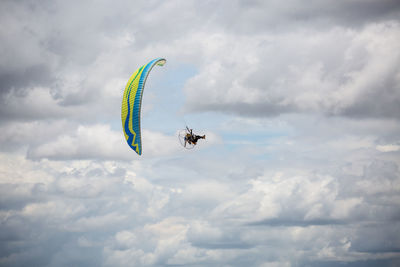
[184,128,205,147]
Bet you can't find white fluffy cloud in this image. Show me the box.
[1,144,400,266]
[183,22,400,118]
[24,124,183,160]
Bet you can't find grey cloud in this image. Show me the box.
[217,0,400,32]
[347,222,400,256]
[0,0,133,121]
[0,183,45,210]
[342,81,400,119]
[183,22,400,119]
[1,150,400,266]
[249,218,347,227]
[306,259,400,267]
[3,0,399,123]
[0,0,58,95]
[0,65,54,96]
[189,240,253,250]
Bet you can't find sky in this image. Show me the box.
[1,0,400,266]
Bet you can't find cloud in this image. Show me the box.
[1,138,400,266]
[209,0,400,33]
[2,0,399,124]
[26,124,126,160]
[183,22,400,119]
[376,144,400,152]
[0,1,58,94]
[25,124,182,160]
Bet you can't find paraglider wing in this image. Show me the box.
[121,58,166,155]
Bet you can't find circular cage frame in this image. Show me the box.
[178,129,195,149]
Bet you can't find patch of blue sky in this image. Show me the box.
[139,62,198,134]
[222,128,289,144]
[219,116,294,150]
